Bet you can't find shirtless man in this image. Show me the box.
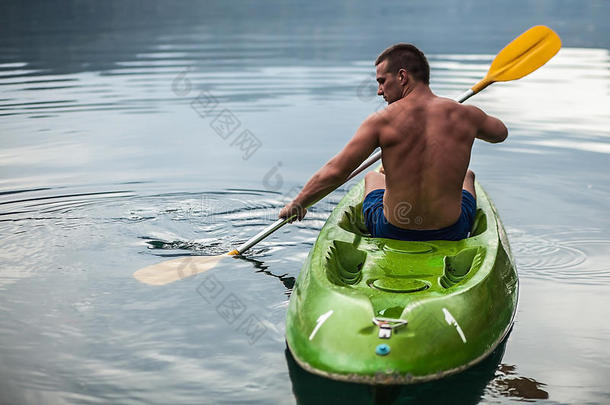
[279,43,507,241]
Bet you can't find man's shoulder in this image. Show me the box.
[429,95,464,110]
[430,98,480,122]
[455,103,485,122]
[365,108,391,128]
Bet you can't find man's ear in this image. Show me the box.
[398,69,408,85]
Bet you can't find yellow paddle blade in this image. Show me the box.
[472,25,561,93]
[133,255,230,286]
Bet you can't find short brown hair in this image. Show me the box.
[375,43,430,85]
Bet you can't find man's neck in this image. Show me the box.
[401,82,433,100]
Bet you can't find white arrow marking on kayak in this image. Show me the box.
[309,310,333,341]
[442,308,467,344]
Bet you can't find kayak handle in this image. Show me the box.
[373,317,408,339]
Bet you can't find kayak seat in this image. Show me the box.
[439,247,486,288]
[338,202,371,236]
[339,204,487,240]
[325,240,366,286]
[469,209,487,237]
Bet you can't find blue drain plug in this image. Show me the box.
[375,344,391,356]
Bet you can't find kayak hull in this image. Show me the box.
[285,180,518,384]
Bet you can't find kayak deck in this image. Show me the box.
[285,180,518,384]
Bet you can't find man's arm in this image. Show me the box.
[279,115,381,220]
[469,106,508,143]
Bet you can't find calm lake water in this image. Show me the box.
[1,1,609,404]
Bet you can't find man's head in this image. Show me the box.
[375,43,430,104]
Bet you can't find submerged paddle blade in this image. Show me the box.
[133,255,229,286]
[472,25,561,92]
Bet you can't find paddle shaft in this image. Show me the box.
[230,89,479,255]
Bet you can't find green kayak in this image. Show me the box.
[285,179,518,384]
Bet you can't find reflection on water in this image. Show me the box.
[488,364,548,401]
[286,337,549,405]
[1,0,610,404]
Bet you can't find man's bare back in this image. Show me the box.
[279,43,507,240]
[372,92,503,230]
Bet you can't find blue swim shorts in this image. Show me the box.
[362,189,477,241]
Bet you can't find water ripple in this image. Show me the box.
[509,226,610,284]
